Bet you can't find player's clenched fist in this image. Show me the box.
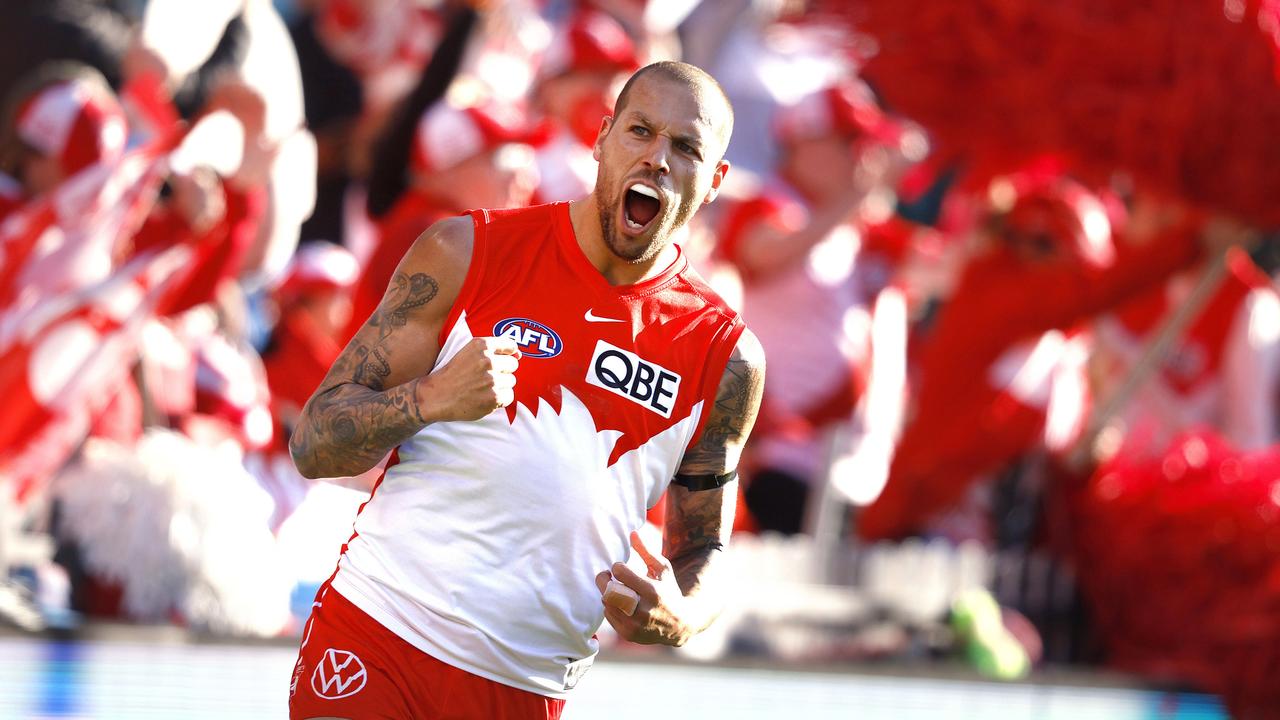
[419,336,521,422]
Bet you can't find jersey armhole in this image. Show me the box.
[438,209,489,347]
[683,318,747,453]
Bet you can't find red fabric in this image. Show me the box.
[290,586,565,719]
[0,247,192,501]
[345,190,456,341]
[16,79,127,177]
[858,221,1203,539]
[0,137,181,501]
[1112,248,1272,395]
[774,81,905,146]
[452,202,745,460]
[714,191,805,279]
[1264,0,1280,80]
[834,0,1280,226]
[1069,431,1280,718]
[87,374,142,445]
[0,203,57,309]
[132,183,265,317]
[860,216,916,267]
[542,8,639,80]
[120,71,180,139]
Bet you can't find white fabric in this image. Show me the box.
[739,194,870,480]
[17,83,85,157]
[1222,288,1280,449]
[535,131,597,202]
[237,0,305,145]
[332,312,704,697]
[141,0,303,144]
[1094,283,1280,451]
[419,105,485,172]
[141,0,244,80]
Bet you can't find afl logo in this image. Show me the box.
[494,317,563,358]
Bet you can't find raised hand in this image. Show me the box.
[419,336,521,422]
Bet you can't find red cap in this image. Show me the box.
[16,79,127,177]
[277,242,358,303]
[540,9,640,80]
[412,99,546,174]
[775,82,903,147]
[988,171,1114,268]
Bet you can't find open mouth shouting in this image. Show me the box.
[621,182,664,236]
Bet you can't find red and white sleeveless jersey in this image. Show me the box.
[331,202,744,697]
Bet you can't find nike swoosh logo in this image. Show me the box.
[584,309,625,323]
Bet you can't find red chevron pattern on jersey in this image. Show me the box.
[447,202,744,464]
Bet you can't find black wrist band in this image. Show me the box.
[672,470,738,491]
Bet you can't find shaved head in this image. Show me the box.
[590,60,734,270]
[613,62,734,157]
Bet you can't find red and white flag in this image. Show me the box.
[0,243,193,502]
[0,134,184,503]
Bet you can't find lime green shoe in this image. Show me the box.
[950,588,1031,681]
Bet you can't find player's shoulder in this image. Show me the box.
[412,214,473,256]
[393,214,475,287]
[467,203,567,267]
[732,326,765,367]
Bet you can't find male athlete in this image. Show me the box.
[288,61,765,719]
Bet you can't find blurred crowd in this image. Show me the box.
[1,0,1278,714]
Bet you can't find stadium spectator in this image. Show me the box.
[1091,240,1279,456]
[857,176,1216,540]
[344,96,541,341]
[531,7,639,203]
[263,241,360,432]
[0,64,126,206]
[128,0,314,288]
[286,6,365,246]
[716,81,914,534]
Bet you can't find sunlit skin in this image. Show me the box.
[568,72,731,286]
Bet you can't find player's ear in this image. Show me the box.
[702,159,730,205]
[592,116,614,162]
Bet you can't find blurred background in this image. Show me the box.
[2,0,1279,717]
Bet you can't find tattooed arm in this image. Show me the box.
[290,216,520,478]
[597,329,766,646]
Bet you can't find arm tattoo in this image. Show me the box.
[680,331,766,476]
[290,272,439,477]
[353,273,438,391]
[662,330,765,606]
[665,485,732,597]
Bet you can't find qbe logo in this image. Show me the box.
[494,317,563,358]
[311,648,368,700]
[586,340,681,418]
